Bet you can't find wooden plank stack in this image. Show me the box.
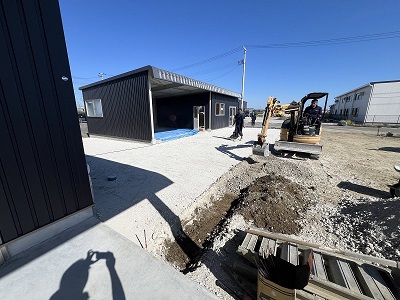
[237,227,400,300]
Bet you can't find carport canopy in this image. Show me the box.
[80,65,241,99]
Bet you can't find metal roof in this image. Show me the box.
[79,65,241,99]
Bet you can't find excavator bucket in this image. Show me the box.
[252,96,279,157]
[274,141,322,155]
[252,143,270,157]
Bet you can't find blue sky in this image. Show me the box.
[59,0,400,109]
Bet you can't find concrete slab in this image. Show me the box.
[0,124,280,299]
[83,126,280,254]
[0,217,218,300]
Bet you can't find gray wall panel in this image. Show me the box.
[211,93,239,129]
[83,72,152,141]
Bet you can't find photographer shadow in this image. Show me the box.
[50,250,125,300]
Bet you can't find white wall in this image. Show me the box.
[332,85,372,123]
[365,82,400,123]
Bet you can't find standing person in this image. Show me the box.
[251,112,256,127]
[303,99,323,134]
[233,108,245,140]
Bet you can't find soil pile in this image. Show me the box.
[165,172,313,270]
[237,174,310,234]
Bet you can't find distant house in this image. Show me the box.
[79,66,242,142]
[329,80,400,124]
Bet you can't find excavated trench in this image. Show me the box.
[164,174,312,272]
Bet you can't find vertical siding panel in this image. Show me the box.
[84,72,152,141]
[0,0,93,244]
[211,93,239,129]
[0,165,19,242]
[1,2,41,232]
[38,0,93,211]
[21,0,65,220]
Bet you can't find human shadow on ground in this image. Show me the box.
[86,155,200,260]
[50,250,125,300]
[212,135,236,141]
[0,218,98,279]
[337,181,390,198]
[215,142,254,161]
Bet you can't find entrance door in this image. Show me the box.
[229,107,237,127]
[193,106,205,130]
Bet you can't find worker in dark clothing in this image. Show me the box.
[303,100,322,134]
[233,108,245,140]
[251,113,256,127]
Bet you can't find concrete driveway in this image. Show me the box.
[82,126,279,254]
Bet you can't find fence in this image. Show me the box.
[326,114,400,125]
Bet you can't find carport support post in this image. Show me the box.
[148,80,156,144]
[208,91,212,131]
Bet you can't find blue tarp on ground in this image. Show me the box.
[154,129,199,142]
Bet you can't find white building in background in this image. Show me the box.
[330,80,400,124]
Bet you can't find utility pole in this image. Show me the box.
[240,46,247,110]
[98,72,106,80]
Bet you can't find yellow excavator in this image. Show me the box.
[252,92,329,159]
[252,96,279,156]
[273,103,290,117]
[274,92,328,159]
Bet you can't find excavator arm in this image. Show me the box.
[252,96,279,156]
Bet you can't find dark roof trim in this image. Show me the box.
[79,65,241,98]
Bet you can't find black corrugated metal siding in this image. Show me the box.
[0,0,93,244]
[156,92,209,129]
[82,72,152,141]
[211,93,239,129]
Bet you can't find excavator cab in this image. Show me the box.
[275,92,328,159]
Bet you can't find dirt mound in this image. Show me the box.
[236,174,310,234]
[165,173,311,270]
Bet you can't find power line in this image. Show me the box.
[171,47,243,72]
[204,66,239,82]
[171,30,400,72]
[184,62,238,77]
[245,30,400,49]
[72,76,99,80]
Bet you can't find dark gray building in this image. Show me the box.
[80,66,242,142]
[0,0,93,262]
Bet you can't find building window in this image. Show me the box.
[85,99,103,117]
[353,108,359,116]
[215,103,225,116]
[355,92,363,100]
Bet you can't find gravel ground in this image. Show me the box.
[83,121,400,299]
[164,125,400,299]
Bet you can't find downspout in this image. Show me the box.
[208,91,212,131]
[364,83,374,124]
[148,78,156,144]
